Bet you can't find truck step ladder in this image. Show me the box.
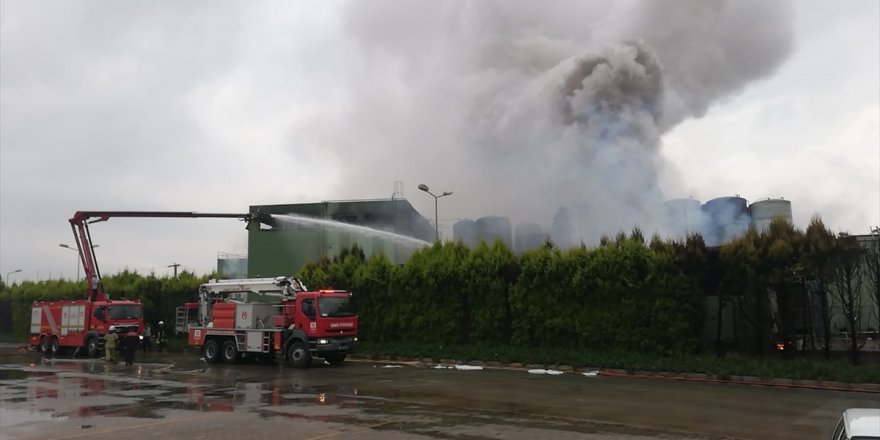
[174,307,187,334]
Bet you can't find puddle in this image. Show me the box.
[0,407,69,427]
[1,358,866,440]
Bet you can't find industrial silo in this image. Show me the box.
[476,216,513,249]
[514,223,548,254]
[663,198,701,238]
[453,219,480,248]
[550,207,578,248]
[702,196,750,247]
[749,198,793,231]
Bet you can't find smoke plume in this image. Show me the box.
[322,0,793,244]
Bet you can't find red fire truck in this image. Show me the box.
[29,298,143,357]
[184,277,357,367]
[29,211,250,357]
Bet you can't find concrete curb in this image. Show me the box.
[348,355,880,394]
[597,370,880,394]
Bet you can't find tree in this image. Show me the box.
[864,228,880,333]
[830,234,867,364]
[720,228,770,354]
[351,254,395,341]
[760,218,806,357]
[801,216,836,359]
[511,245,580,347]
[629,227,645,245]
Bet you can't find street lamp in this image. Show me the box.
[5,269,21,283]
[418,183,453,242]
[59,243,99,281]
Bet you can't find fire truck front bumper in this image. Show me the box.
[113,324,140,334]
[314,336,357,354]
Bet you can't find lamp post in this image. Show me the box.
[418,184,453,242]
[59,243,99,281]
[5,269,22,283]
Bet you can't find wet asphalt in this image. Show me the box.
[0,346,875,440]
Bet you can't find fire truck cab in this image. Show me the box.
[185,277,358,367]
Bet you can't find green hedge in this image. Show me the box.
[299,237,703,354]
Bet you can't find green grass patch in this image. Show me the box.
[356,341,880,384]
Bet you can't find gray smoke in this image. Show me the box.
[327,0,793,244]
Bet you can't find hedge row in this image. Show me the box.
[300,236,703,354]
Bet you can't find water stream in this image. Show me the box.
[270,214,432,248]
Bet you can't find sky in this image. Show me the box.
[1,0,878,283]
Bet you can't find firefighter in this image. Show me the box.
[121,328,138,365]
[142,324,152,353]
[104,326,118,363]
[155,321,167,352]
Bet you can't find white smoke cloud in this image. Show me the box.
[323,0,794,245]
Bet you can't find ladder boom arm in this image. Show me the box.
[68,211,252,301]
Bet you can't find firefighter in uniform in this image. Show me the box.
[104,326,118,363]
[142,324,152,353]
[156,321,167,352]
[122,328,138,365]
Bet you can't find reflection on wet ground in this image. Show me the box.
[0,351,876,439]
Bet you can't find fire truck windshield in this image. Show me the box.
[318,297,356,318]
[108,305,143,319]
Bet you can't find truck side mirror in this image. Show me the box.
[95,307,105,320]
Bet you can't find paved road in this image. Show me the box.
[0,350,875,439]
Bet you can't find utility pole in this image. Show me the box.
[168,263,181,278]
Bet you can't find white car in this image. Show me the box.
[830,408,880,440]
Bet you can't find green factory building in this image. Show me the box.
[246,199,434,277]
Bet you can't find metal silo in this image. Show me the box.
[550,206,577,248]
[664,198,701,238]
[453,219,480,248]
[476,216,513,249]
[749,198,793,231]
[702,196,750,247]
[514,222,548,254]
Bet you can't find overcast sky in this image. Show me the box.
[1,1,878,283]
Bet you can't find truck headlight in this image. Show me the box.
[353,337,358,342]
[318,339,329,345]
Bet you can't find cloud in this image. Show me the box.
[0,1,344,279]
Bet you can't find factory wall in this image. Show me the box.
[828,233,879,334]
[247,199,433,277]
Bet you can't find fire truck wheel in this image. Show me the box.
[222,340,239,364]
[286,341,311,368]
[203,339,222,364]
[86,338,99,357]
